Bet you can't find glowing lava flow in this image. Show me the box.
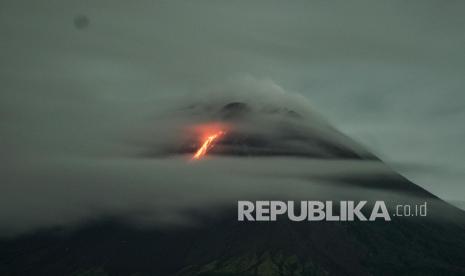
[192,131,225,160]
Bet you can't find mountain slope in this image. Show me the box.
[2,102,465,276]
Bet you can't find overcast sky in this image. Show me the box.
[1,0,465,233]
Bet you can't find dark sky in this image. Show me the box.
[1,0,465,234]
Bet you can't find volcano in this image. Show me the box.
[1,102,465,276]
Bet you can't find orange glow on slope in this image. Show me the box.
[192,131,225,160]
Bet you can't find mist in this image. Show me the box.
[1,0,465,236]
[0,76,447,237]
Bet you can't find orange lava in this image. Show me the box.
[192,131,225,160]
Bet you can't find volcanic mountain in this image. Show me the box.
[150,101,377,160]
[1,102,465,276]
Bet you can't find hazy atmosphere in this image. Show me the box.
[1,0,465,235]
